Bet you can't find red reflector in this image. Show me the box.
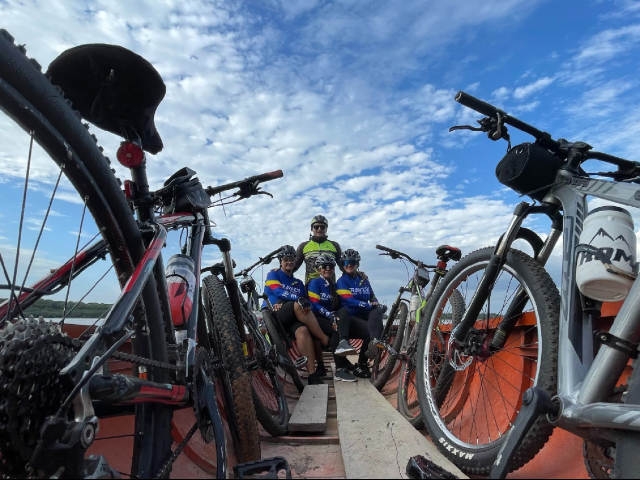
[116,142,145,168]
[437,261,447,269]
[124,180,135,199]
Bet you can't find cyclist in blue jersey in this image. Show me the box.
[336,249,384,379]
[264,245,331,385]
[308,254,360,382]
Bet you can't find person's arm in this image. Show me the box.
[265,272,300,302]
[293,242,305,273]
[337,279,371,311]
[308,282,333,319]
[333,241,345,273]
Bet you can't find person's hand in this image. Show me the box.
[371,301,379,307]
[273,303,282,311]
[297,297,311,314]
[331,314,339,331]
[359,270,368,281]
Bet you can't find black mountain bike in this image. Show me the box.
[235,250,306,395]
[0,31,283,478]
[370,245,463,429]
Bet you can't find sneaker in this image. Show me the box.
[334,339,358,357]
[334,368,357,382]
[365,338,382,359]
[344,359,355,372]
[315,364,327,378]
[353,363,372,379]
[308,372,325,385]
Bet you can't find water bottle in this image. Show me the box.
[166,254,196,327]
[409,293,421,323]
[576,206,637,302]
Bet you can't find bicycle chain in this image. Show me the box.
[154,422,198,479]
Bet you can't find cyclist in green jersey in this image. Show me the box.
[294,215,343,285]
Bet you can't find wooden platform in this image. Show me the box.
[289,384,329,433]
[333,366,466,480]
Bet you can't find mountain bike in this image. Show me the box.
[235,249,306,394]
[0,31,285,478]
[416,90,640,478]
[371,244,462,430]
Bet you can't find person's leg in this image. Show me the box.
[347,315,372,368]
[337,307,352,342]
[293,301,330,347]
[293,325,316,375]
[314,314,338,374]
[367,306,384,340]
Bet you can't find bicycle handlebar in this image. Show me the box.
[206,170,284,197]
[376,244,426,267]
[455,91,640,171]
[235,247,283,277]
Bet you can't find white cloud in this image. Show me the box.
[513,77,555,99]
[572,24,640,66]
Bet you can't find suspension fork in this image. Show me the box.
[452,202,535,344]
[489,225,562,351]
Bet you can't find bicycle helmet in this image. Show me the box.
[277,245,296,260]
[341,249,361,263]
[315,253,336,268]
[310,215,328,227]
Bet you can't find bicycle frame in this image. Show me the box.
[494,171,640,438]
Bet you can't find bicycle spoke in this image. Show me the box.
[60,265,113,321]
[60,196,88,327]
[0,251,26,324]
[17,167,64,304]
[5,131,34,323]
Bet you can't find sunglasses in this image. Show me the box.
[344,260,358,267]
[312,224,327,231]
[281,256,295,263]
[318,264,335,270]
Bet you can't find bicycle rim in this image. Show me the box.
[0,31,171,478]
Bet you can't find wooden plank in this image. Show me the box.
[289,384,329,433]
[333,364,466,479]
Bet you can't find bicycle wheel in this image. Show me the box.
[372,301,408,390]
[398,289,464,429]
[0,30,172,478]
[201,275,261,462]
[416,248,559,476]
[262,308,304,393]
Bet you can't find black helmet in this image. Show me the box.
[341,249,361,263]
[315,253,336,268]
[277,245,296,260]
[310,215,328,227]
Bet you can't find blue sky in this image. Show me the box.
[1,0,640,307]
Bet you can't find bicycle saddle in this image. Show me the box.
[435,245,462,262]
[47,44,166,154]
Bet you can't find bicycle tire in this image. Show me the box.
[416,248,559,476]
[251,371,290,437]
[398,289,465,429]
[202,275,261,462]
[262,309,304,392]
[614,359,640,478]
[372,301,408,390]
[0,30,171,478]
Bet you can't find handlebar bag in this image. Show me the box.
[495,142,565,201]
[157,167,211,214]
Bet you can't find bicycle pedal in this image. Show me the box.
[406,455,459,479]
[234,456,291,479]
[294,356,308,369]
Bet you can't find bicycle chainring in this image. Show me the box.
[583,387,625,479]
[193,349,216,443]
[0,317,78,477]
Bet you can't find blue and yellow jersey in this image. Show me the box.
[307,277,336,319]
[336,273,378,315]
[263,269,306,307]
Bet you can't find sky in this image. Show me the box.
[1,0,640,308]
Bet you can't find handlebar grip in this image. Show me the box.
[587,151,640,170]
[250,170,284,183]
[455,91,501,118]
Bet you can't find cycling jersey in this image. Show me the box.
[263,269,306,307]
[294,237,342,284]
[307,277,339,319]
[336,273,378,315]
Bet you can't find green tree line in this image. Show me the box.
[1,298,111,318]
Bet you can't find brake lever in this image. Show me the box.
[256,190,273,198]
[448,124,484,133]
